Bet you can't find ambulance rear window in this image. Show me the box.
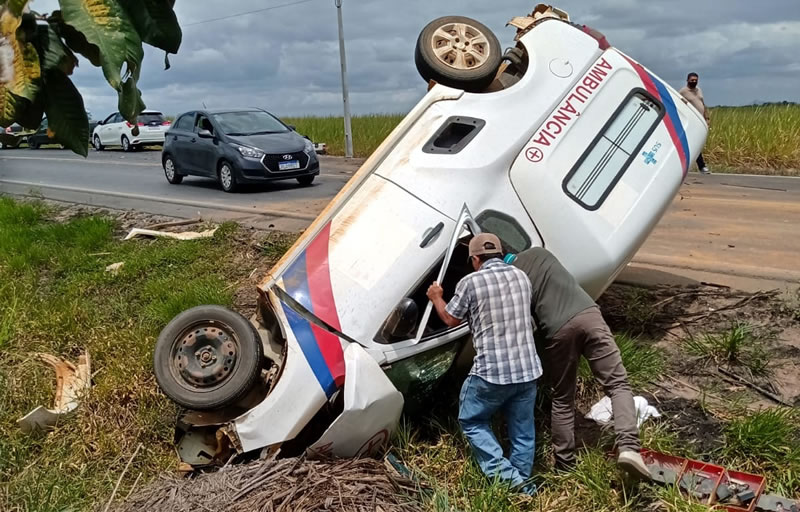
[563,91,663,210]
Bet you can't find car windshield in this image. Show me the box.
[212,111,288,136]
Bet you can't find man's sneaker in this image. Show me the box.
[617,450,652,480]
[700,166,711,174]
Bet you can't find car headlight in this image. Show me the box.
[304,139,314,154]
[235,145,265,159]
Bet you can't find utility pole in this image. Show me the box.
[335,0,353,158]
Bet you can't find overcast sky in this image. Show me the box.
[33,0,800,119]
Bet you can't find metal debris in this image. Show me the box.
[643,450,799,511]
[124,227,218,241]
[105,262,125,274]
[17,352,91,433]
[110,456,422,512]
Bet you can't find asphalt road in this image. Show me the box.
[1,148,798,290]
[0,148,362,231]
[622,172,800,291]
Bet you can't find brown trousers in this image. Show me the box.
[543,306,640,467]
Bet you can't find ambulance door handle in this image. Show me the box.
[420,222,445,248]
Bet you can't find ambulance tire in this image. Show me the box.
[415,16,502,93]
[154,305,263,411]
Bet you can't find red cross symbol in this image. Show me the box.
[525,147,544,163]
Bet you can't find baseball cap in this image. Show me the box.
[468,233,503,258]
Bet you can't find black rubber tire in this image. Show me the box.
[163,154,183,184]
[93,135,104,151]
[28,141,39,150]
[154,305,263,411]
[121,135,132,152]
[296,175,315,186]
[219,160,238,193]
[414,16,502,93]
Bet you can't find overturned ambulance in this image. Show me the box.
[153,4,708,465]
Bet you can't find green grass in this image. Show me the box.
[395,417,706,512]
[395,402,800,511]
[578,334,664,391]
[705,104,800,174]
[684,322,771,376]
[614,287,659,337]
[283,114,405,158]
[283,105,800,174]
[724,408,798,465]
[0,198,280,512]
[722,408,800,497]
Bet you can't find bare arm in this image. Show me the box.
[427,282,463,328]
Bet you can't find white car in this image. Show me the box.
[92,110,170,152]
[153,5,708,465]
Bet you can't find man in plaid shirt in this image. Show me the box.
[427,233,541,494]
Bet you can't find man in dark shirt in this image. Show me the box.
[509,246,650,480]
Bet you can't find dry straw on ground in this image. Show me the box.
[109,456,422,512]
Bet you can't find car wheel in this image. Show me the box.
[93,135,104,151]
[163,155,183,184]
[296,175,315,186]
[218,161,238,193]
[153,305,264,411]
[28,141,39,150]
[414,16,502,92]
[121,135,132,152]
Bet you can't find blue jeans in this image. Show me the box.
[458,375,538,489]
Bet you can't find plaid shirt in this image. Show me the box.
[446,259,542,385]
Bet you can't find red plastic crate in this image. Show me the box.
[641,449,688,485]
[679,459,726,507]
[713,470,765,512]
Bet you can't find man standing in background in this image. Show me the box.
[679,72,711,174]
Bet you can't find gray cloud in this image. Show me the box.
[31,0,800,120]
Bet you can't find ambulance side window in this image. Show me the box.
[563,90,664,210]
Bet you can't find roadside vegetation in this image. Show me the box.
[1,198,799,511]
[287,105,800,174]
[0,198,293,511]
[284,114,405,159]
[705,104,800,174]
[683,321,772,377]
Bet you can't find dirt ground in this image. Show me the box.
[598,283,800,409]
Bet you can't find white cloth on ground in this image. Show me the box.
[585,395,661,429]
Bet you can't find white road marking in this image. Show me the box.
[0,155,157,167]
[0,179,319,221]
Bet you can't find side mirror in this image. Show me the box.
[198,129,213,139]
[97,121,104,126]
[379,298,419,342]
[287,124,296,131]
